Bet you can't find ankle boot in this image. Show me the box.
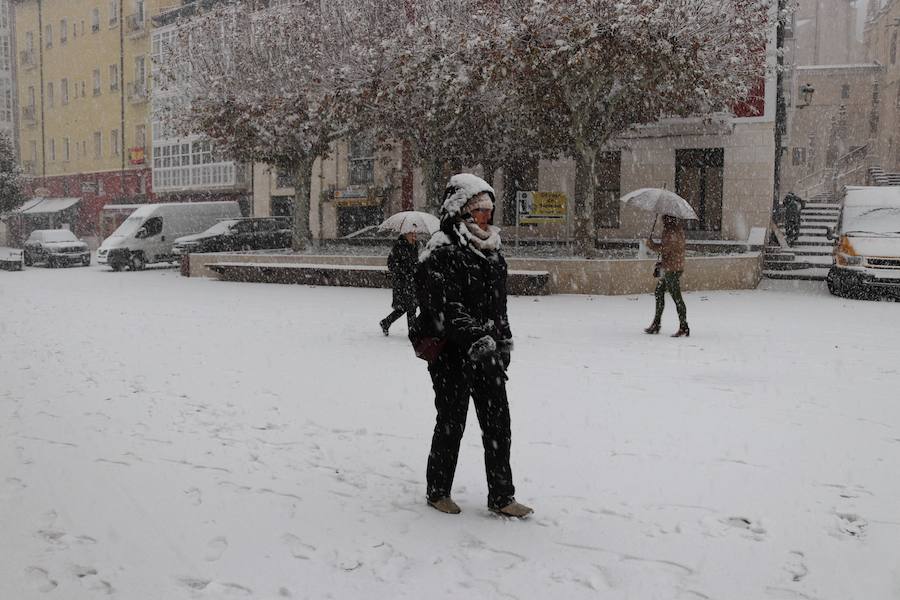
[644,322,661,334]
[672,324,690,338]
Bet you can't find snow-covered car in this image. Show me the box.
[173,217,292,255]
[23,229,91,268]
[826,186,900,299]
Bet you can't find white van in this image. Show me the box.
[826,186,900,298]
[97,201,241,270]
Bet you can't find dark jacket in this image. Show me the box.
[387,237,418,311]
[413,239,512,356]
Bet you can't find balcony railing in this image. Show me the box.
[127,80,148,103]
[20,49,35,69]
[126,14,146,36]
[22,105,36,123]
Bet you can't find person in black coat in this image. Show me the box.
[411,173,532,518]
[380,232,419,335]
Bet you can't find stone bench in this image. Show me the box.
[207,262,550,295]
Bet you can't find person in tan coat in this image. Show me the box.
[645,215,689,337]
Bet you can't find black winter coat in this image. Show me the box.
[413,242,512,355]
[387,237,419,311]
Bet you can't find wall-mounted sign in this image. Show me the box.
[129,146,146,165]
[516,191,567,224]
[81,181,98,193]
[33,187,51,197]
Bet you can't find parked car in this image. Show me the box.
[23,229,91,267]
[97,201,241,271]
[173,217,292,254]
[826,186,900,299]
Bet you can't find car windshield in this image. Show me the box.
[112,215,147,238]
[32,230,78,243]
[842,207,900,237]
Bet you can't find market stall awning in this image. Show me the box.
[13,197,81,214]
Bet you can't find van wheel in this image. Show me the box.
[110,262,124,271]
[130,253,146,271]
[23,252,33,266]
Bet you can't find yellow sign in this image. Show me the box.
[517,191,567,224]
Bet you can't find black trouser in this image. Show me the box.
[653,270,688,327]
[426,348,515,508]
[381,308,415,330]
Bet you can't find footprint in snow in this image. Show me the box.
[204,536,229,561]
[282,533,316,559]
[835,513,867,538]
[783,551,808,582]
[24,566,58,593]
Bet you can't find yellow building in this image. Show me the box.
[13,0,169,241]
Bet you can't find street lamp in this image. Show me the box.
[797,83,815,108]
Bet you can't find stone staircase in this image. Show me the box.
[868,166,900,186]
[763,196,839,281]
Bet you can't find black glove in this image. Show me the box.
[468,335,497,361]
[497,339,513,370]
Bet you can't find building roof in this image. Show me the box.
[14,197,81,214]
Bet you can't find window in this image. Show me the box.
[47,82,54,108]
[81,81,86,97]
[109,0,119,25]
[60,19,68,44]
[27,85,35,110]
[29,140,37,163]
[792,147,807,166]
[348,136,374,186]
[93,69,101,95]
[63,137,70,161]
[135,0,145,22]
[134,55,146,84]
[49,138,56,161]
[135,124,146,148]
[594,151,621,228]
[93,131,102,158]
[675,148,724,232]
[61,79,69,104]
[841,84,850,99]
[109,64,119,91]
[111,129,119,156]
[25,31,34,52]
[141,217,162,237]
[276,169,295,188]
[45,24,52,48]
[91,9,100,33]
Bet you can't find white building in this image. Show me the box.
[149,4,250,210]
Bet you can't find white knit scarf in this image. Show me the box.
[463,222,502,253]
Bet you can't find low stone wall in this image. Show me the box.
[189,251,762,295]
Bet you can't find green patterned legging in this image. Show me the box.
[654,271,687,327]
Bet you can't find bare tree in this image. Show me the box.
[160,0,380,250]
[493,0,773,254]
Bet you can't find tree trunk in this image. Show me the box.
[292,156,315,252]
[573,149,597,258]
[423,158,444,212]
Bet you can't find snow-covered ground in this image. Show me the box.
[1,265,898,600]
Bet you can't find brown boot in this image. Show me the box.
[489,499,533,518]
[644,322,661,334]
[672,324,690,338]
[427,496,461,514]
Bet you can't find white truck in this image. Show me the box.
[97,201,241,271]
[826,186,900,299]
